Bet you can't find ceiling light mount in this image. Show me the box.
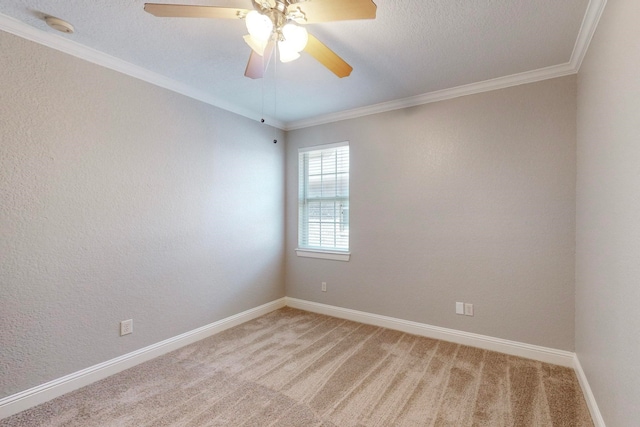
[244,1,308,63]
[44,16,75,34]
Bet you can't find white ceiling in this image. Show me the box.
[0,0,603,129]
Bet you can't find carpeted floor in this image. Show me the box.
[1,308,593,426]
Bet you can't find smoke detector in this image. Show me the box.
[45,16,74,34]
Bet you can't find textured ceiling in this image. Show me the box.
[0,0,594,128]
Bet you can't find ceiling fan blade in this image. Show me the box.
[289,0,377,24]
[244,51,264,79]
[304,34,353,78]
[244,41,275,79]
[144,3,249,19]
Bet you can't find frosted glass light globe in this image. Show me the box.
[245,11,273,41]
[278,40,301,63]
[282,23,308,53]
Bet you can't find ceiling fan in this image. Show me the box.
[144,0,377,79]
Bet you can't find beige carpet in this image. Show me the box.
[1,308,593,426]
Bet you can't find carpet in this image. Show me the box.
[1,307,593,426]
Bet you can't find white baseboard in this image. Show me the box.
[285,297,575,367]
[573,355,606,427]
[2,297,604,424]
[290,295,606,424]
[0,298,286,420]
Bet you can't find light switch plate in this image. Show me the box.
[464,303,474,316]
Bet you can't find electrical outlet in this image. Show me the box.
[455,302,464,315]
[321,282,327,292]
[120,319,133,336]
[464,303,474,316]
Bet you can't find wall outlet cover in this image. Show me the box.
[120,319,133,336]
[464,303,474,316]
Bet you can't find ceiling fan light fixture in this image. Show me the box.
[278,41,301,63]
[143,0,376,78]
[281,23,308,52]
[245,10,273,42]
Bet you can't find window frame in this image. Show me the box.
[296,141,351,262]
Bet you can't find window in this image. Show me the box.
[297,142,350,261]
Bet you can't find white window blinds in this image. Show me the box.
[298,142,349,252]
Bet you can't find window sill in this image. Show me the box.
[295,249,351,262]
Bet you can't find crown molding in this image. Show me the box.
[284,0,607,131]
[570,0,607,70]
[284,62,576,130]
[1,0,606,133]
[0,13,286,130]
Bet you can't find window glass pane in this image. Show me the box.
[307,222,321,247]
[322,150,337,174]
[321,223,336,247]
[308,175,322,198]
[298,143,349,251]
[337,153,349,173]
[308,201,321,221]
[337,173,349,196]
[321,175,337,197]
[320,202,336,222]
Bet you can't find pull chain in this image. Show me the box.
[272,48,278,144]
[260,51,266,124]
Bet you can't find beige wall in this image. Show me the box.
[8,6,631,409]
[0,31,285,398]
[286,76,577,351]
[576,0,640,425]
